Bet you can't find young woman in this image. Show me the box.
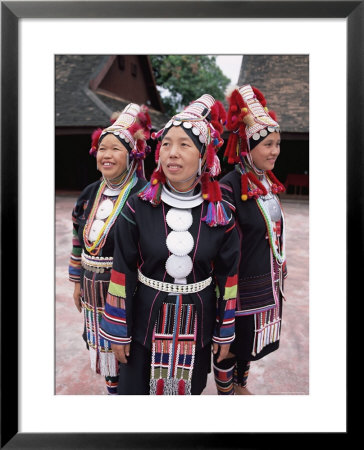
[68,104,151,394]
[100,95,240,395]
[214,85,287,394]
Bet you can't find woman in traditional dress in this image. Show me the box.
[100,94,240,395]
[213,85,287,395]
[69,103,151,394]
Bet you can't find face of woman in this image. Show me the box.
[96,134,128,180]
[250,132,281,171]
[160,126,200,190]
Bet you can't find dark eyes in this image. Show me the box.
[265,142,280,146]
[162,142,190,147]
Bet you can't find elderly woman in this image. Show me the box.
[100,95,240,395]
[69,104,151,394]
[213,84,287,394]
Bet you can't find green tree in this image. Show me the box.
[150,55,230,116]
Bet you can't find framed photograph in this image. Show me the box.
[1,1,358,448]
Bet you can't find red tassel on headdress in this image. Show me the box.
[138,165,166,205]
[224,133,240,164]
[206,142,216,170]
[89,128,103,156]
[128,123,143,138]
[210,101,227,134]
[241,173,248,201]
[202,180,229,227]
[201,172,210,199]
[137,105,152,139]
[226,89,246,130]
[154,142,161,163]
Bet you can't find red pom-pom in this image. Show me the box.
[226,89,247,130]
[128,123,142,138]
[89,128,103,156]
[150,165,166,186]
[210,101,227,135]
[252,86,267,107]
[268,110,278,122]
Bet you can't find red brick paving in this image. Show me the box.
[56,193,309,395]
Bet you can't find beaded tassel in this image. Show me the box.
[203,180,230,227]
[267,170,286,193]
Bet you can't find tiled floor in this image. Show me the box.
[55,194,309,395]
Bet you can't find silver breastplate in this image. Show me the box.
[261,178,282,222]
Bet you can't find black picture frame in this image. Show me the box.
[1,1,357,448]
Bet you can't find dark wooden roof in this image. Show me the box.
[55,55,168,131]
[238,55,309,133]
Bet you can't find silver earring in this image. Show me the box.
[198,157,202,176]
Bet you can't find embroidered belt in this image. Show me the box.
[138,270,212,294]
[81,251,113,273]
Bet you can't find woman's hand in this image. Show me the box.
[213,343,231,363]
[111,343,130,364]
[73,282,82,313]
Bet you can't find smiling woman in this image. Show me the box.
[96,134,129,181]
[68,103,151,395]
[249,132,281,172]
[215,84,287,395]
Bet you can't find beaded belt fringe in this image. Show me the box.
[150,298,197,395]
[138,270,212,293]
[81,251,113,273]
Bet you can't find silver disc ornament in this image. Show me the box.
[166,208,193,232]
[165,254,193,279]
[95,198,114,220]
[88,219,105,242]
[166,231,194,256]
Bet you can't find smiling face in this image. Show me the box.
[250,132,281,171]
[160,126,201,191]
[96,133,128,180]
